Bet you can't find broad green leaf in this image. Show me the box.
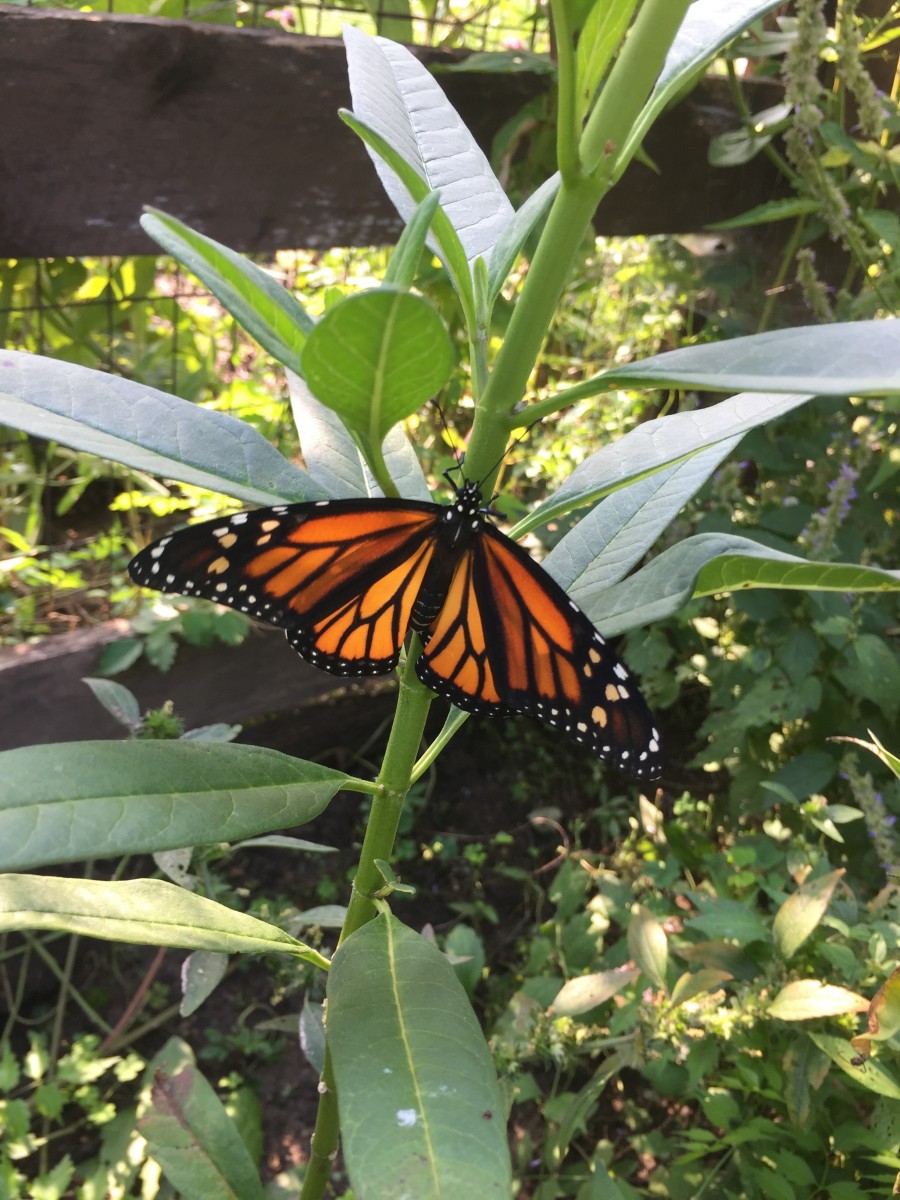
[616,0,788,179]
[551,967,639,1017]
[768,980,868,1021]
[543,436,741,592]
[685,899,768,945]
[487,173,560,301]
[0,876,326,966]
[708,197,822,230]
[524,391,814,531]
[339,107,474,318]
[773,868,845,961]
[0,351,317,506]
[591,1156,628,1200]
[0,741,349,871]
[586,319,900,397]
[288,370,430,502]
[301,288,453,449]
[810,1033,900,1099]
[627,906,668,990]
[577,532,900,638]
[343,27,513,270]
[138,1038,264,1199]
[327,912,511,1197]
[141,209,313,374]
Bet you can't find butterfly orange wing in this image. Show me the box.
[129,500,443,676]
[416,525,663,779]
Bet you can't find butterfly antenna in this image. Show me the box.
[477,418,541,498]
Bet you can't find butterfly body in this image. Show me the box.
[129,480,663,779]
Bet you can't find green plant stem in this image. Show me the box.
[580,0,693,180]
[301,658,434,1200]
[465,0,691,487]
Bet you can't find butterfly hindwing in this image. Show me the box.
[417,524,663,779]
[128,499,442,676]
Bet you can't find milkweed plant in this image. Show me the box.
[1,0,899,1196]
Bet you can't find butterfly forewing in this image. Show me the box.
[128,500,442,675]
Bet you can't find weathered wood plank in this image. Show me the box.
[0,8,784,256]
[0,620,376,749]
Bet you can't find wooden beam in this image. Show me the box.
[0,8,785,257]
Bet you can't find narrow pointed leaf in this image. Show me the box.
[487,173,560,300]
[0,351,316,505]
[769,980,869,1021]
[343,27,513,269]
[524,392,814,530]
[589,320,900,396]
[180,951,229,1017]
[0,875,326,965]
[327,912,511,1197]
[544,436,741,592]
[575,533,899,637]
[0,741,349,871]
[627,906,668,990]
[302,288,453,445]
[773,869,845,961]
[810,1033,900,1099]
[551,968,639,1017]
[141,209,313,374]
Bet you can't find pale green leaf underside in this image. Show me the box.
[583,319,900,397]
[0,741,349,871]
[328,913,511,1197]
[0,875,324,965]
[577,533,899,638]
[0,351,318,505]
[523,391,813,532]
[343,25,513,269]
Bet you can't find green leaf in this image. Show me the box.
[707,102,791,166]
[141,209,313,375]
[0,875,326,966]
[577,532,899,638]
[343,27,513,272]
[550,967,639,1017]
[708,197,822,230]
[576,0,639,119]
[180,950,229,1017]
[584,319,900,397]
[617,0,788,179]
[543,436,741,593]
[0,351,317,506]
[768,980,868,1021]
[288,370,431,502]
[138,1038,264,1200]
[669,968,733,1007]
[327,912,511,1197]
[0,741,349,871]
[301,289,453,449]
[627,906,668,990]
[384,191,443,289]
[525,391,815,531]
[810,1034,900,1099]
[487,173,560,302]
[82,677,141,730]
[773,869,845,960]
[686,899,768,945]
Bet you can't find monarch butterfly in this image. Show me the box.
[128,475,663,779]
